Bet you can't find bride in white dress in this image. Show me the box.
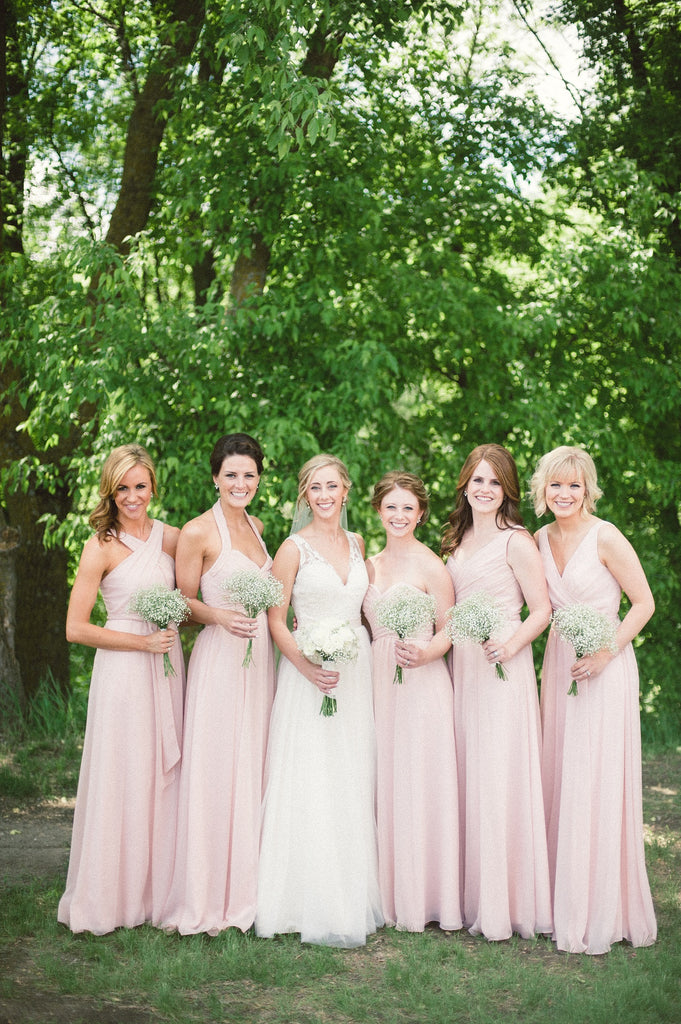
[255,454,383,947]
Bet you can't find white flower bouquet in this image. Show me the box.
[297,618,359,717]
[222,569,284,667]
[129,584,190,677]
[551,603,619,695]
[373,584,436,684]
[446,591,508,680]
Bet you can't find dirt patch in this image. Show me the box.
[0,797,74,886]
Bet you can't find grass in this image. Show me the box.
[1,678,680,1024]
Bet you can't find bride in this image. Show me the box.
[255,454,383,947]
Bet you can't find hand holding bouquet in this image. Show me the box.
[551,603,618,695]
[446,591,508,680]
[222,569,284,667]
[373,584,436,684]
[297,618,359,716]
[129,584,190,677]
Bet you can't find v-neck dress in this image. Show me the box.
[160,502,275,934]
[363,582,462,933]
[58,519,185,934]
[255,532,383,947]
[538,521,656,953]
[446,528,552,940]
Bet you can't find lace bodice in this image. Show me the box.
[290,532,368,630]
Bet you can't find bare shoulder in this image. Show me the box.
[507,526,537,555]
[416,539,449,575]
[162,522,181,558]
[597,520,636,559]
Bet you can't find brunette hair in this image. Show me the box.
[295,454,352,512]
[371,471,430,525]
[210,433,264,478]
[441,443,524,557]
[530,445,602,517]
[89,444,158,541]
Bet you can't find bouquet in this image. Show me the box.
[222,570,284,667]
[373,584,436,684]
[551,603,619,695]
[297,618,359,717]
[129,584,190,677]
[446,591,508,680]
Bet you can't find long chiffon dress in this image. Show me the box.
[363,584,462,932]
[161,503,275,934]
[446,527,552,940]
[58,520,184,934]
[255,532,383,947]
[538,521,657,954]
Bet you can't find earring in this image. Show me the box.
[417,516,422,524]
[342,498,347,506]
[306,501,311,510]
[463,491,467,498]
[215,484,219,491]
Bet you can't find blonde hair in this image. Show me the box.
[441,443,524,557]
[530,445,602,517]
[371,471,430,525]
[295,454,352,511]
[89,444,158,541]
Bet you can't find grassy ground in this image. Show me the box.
[0,691,679,1024]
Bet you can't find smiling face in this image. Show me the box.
[113,464,154,526]
[544,472,586,520]
[466,459,505,516]
[213,454,260,510]
[378,486,422,539]
[306,464,348,523]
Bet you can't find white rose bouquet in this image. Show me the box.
[222,569,284,667]
[297,618,359,716]
[551,603,619,695]
[446,591,508,680]
[373,584,436,684]
[129,584,190,677]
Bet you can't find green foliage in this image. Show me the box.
[1,0,680,736]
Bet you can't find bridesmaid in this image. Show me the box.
[363,471,462,933]
[442,443,552,941]
[531,445,657,954]
[161,433,275,934]
[58,444,184,934]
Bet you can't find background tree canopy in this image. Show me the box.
[1,0,679,740]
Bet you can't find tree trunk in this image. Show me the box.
[0,524,25,725]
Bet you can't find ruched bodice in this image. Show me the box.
[538,522,621,623]
[448,528,525,631]
[362,583,434,644]
[198,501,272,608]
[102,520,175,624]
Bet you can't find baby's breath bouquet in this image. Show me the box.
[446,591,508,680]
[297,618,359,717]
[551,603,619,695]
[221,570,284,667]
[129,584,190,677]
[373,584,436,684]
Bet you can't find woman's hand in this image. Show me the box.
[395,639,430,669]
[144,627,178,655]
[482,638,510,666]
[213,608,259,639]
[571,647,617,683]
[301,662,339,693]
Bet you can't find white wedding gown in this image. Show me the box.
[255,532,383,947]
